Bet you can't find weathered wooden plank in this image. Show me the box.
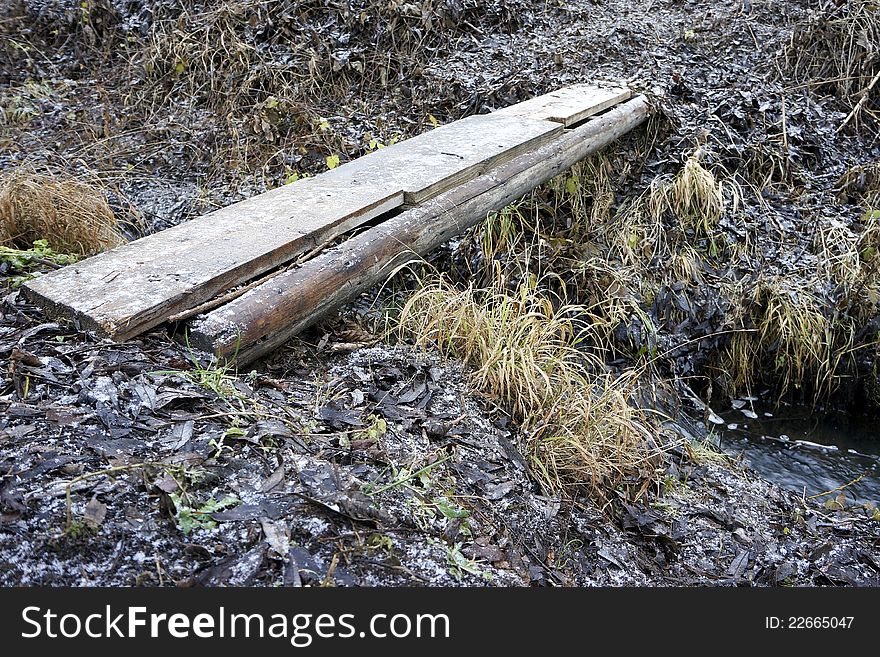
[187,95,652,365]
[493,84,631,126]
[22,179,403,341]
[22,113,562,340]
[320,113,563,204]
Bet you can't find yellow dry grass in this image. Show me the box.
[397,275,662,498]
[723,279,855,400]
[0,168,124,256]
[837,162,880,209]
[786,0,879,125]
[649,150,740,237]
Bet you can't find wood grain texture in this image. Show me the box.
[493,84,631,126]
[22,179,403,340]
[188,95,652,364]
[321,113,563,204]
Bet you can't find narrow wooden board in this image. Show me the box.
[319,114,561,205]
[493,84,631,126]
[22,114,562,340]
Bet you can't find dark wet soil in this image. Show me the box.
[2,298,879,586]
[2,0,880,585]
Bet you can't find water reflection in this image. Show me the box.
[712,402,880,505]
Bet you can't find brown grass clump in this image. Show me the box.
[0,169,125,256]
[814,217,866,289]
[134,0,526,173]
[814,210,880,296]
[397,275,663,498]
[649,150,740,237]
[722,278,854,400]
[546,156,617,236]
[476,154,659,357]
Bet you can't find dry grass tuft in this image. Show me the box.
[723,279,855,399]
[667,243,705,285]
[133,0,524,173]
[814,212,880,291]
[397,275,662,497]
[685,436,731,467]
[836,162,880,208]
[649,150,740,237]
[0,169,125,256]
[723,330,759,395]
[812,209,880,333]
[479,201,529,266]
[399,276,597,418]
[742,142,793,192]
[546,156,617,236]
[602,196,666,268]
[755,281,839,397]
[573,256,654,353]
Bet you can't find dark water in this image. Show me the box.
[710,401,880,506]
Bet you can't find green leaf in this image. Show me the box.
[368,533,393,551]
[169,493,239,534]
[0,240,77,272]
[326,154,340,170]
[434,499,470,520]
[366,415,387,440]
[446,542,491,581]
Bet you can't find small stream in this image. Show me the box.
[709,400,880,506]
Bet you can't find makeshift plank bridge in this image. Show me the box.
[24,84,651,365]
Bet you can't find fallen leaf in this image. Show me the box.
[261,518,291,557]
[84,496,107,528]
[260,465,286,493]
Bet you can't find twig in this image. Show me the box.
[320,553,340,587]
[837,69,880,134]
[807,473,866,500]
[746,22,759,51]
[780,95,789,155]
[784,74,866,92]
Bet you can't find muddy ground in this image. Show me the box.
[2,0,880,585]
[2,310,879,586]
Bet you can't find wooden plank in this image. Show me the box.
[23,179,403,341]
[493,84,631,126]
[22,113,562,340]
[187,96,652,364]
[320,113,563,204]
